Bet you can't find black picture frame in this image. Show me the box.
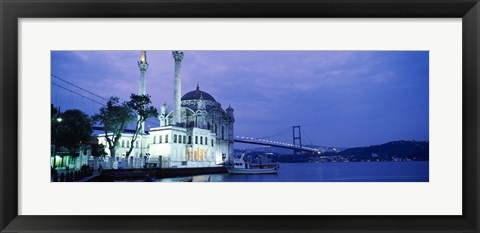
[1,0,479,232]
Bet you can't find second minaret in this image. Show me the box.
[172,51,184,126]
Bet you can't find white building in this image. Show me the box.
[98,51,235,168]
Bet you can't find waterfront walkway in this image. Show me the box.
[90,166,227,181]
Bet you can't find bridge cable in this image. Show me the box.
[256,128,291,139]
[301,128,315,145]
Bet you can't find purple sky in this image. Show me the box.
[51,50,429,148]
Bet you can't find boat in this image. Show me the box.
[227,154,278,174]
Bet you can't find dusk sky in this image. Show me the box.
[51,51,429,148]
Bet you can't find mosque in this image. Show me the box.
[98,51,235,168]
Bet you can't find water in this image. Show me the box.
[155,161,429,182]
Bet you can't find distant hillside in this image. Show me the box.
[323,140,429,162]
[235,140,428,163]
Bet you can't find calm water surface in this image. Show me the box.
[155,161,429,182]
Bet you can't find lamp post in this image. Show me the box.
[52,117,62,169]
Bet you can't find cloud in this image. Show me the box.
[71,51,90,62]
[51,50,429,147]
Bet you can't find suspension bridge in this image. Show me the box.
[233,125,320,153]
[234,135,320,153]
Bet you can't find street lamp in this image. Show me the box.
[52,117,62,169]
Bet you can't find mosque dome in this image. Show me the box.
[181,84,217,102]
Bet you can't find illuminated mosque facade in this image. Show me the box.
[98,51,235,167]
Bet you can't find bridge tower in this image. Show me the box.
[292,125,302,159]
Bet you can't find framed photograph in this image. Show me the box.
[1,0,479,232]
[50,49,430,183]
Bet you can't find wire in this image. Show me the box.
[301,128,315,145]
[52,74,108,101]
[256,128,290,139]
[51,80,159,127]
[51,82,106,106]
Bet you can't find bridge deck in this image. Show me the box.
[234,138,319,153]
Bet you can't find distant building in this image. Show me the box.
[98,51,235,167]
[51,146,90,170]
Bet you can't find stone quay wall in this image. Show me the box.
[91,167,228,181]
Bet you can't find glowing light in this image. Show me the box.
[140,51,146,63]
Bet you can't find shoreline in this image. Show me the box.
[90,166,228,182]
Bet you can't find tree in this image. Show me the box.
[92,97,134,159]
[51,104,60,145]
[125,94,158,158]
[55,109,93,158]
[90,143,108,158]
[51,104,59,118]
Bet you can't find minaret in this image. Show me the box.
[137,50,149,134]
[172,51,184,126]
[138,51,148,95]
[159,102,168,127]
[226,104,235,162]
[197,92,207,129]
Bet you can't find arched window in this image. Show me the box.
[211,139,214,146]
[159,135,162,143]
[153,136,156,144]
[174,134,177,143]
[200,136,203,145]
[195,136,198,144]
[165,135,169,143]
[183,136,186,144]
[188,136,192,144]
[122,140,125,148]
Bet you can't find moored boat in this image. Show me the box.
[227,154,278,174]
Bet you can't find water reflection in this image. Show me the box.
[152,162,428,182]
